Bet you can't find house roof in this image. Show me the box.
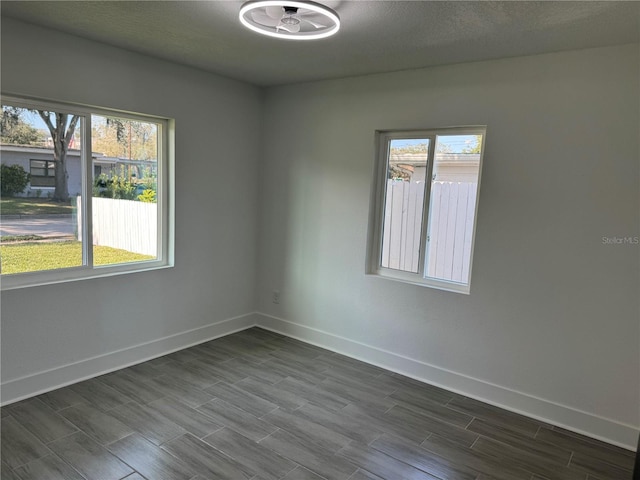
[2,1,638,87]
[390,152,480,167]
[0,144,156,164]
[0,144,83,156]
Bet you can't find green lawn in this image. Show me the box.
[0,197,75,215]
[0,241,154,274]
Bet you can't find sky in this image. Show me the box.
[20,109,50,131]
[9,107,115,132]
[17,108,84,134]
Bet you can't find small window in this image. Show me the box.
[30,159,56,187]
[367,127,485,294]
[0,96,173,289]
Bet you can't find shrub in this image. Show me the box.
[93,169,136,200]
[0,163,30,197]
[137,189,156,203]
[110,174,137,200]
[93,173,109,197]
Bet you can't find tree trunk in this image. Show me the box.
[52,135,69,202]
[37,111,79,203]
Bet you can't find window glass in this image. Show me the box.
[425,134,482,285]
[91,115,159,266]
[380,138,430,273]
[1,105,83,274]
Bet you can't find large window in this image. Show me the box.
[0,96,173,289]
[367,127,485,294]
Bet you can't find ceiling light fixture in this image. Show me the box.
[239,0,340,40]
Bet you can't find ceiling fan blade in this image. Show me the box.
[276,22,301,33]
[251,11,280,27]
[265,5,283,18]
[299,17,326,29]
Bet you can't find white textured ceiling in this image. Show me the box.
[2,1,639,86]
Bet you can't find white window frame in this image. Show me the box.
[1,94,175,290]
[366,126,485,294]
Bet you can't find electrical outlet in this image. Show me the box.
[272,290,280,304]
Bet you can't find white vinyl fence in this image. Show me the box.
[382,180,425,273]
[382,180,477,283]
[77,197,157,256]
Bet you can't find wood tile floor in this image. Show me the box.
[1,327,635,480]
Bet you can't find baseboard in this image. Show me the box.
[4,310,636,450]
[255,312,639,451]
[0,312,259,405]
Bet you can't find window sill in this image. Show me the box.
[367,270,471,295]
[1,261,174,291]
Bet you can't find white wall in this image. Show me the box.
[1,18,262,399]
[256,45,640,448]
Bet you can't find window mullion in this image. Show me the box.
[82,116,94,268]
[417,135,436,277]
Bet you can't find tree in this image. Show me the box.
[1,106,44,145]
[92,116,157,161]
[462,135,482,154]
[391,143,429,155]
[37,111,80,202]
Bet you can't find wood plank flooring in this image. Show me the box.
[1,327,635,480]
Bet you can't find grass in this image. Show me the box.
[0,241,154,274]
[0,197,75,215]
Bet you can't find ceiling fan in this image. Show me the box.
[239,1,340,40]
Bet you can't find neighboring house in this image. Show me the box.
[389,152,481,183]
[0,144,156,197]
